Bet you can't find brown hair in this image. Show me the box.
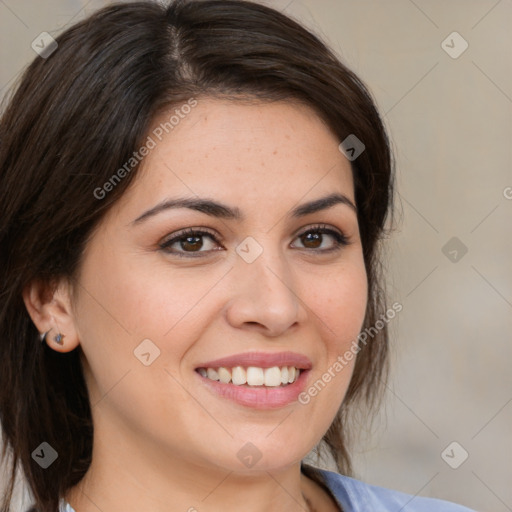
[0,1,394,510]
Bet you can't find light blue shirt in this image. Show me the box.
[58,502,74,512]
[302,463,478,511]
[56,463,478,512]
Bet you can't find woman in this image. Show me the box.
[0,1,477,511]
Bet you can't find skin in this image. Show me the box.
[24,98,368,512]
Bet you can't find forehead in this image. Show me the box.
[110,98,355,222]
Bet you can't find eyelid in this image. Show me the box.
[294,223,346,239]
[159,226,220,246]
[158,227,223,258]
[292,223,350,249]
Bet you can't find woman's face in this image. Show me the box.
[69,98,368,473]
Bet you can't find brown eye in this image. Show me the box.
[159,224,349,259]
[292,225,349,252]
[177,235,204,252]
[159,228,221,257]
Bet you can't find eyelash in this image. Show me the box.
[159,224,350,258]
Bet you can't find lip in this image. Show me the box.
[195,351,313,370]
[195,367,311,409]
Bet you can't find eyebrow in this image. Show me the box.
[130,192,357,226]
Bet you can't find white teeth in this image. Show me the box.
[206,368,219,381]
[217,367,231,384]
[246,367,265,386]
[231,366,247,385]
[198,365,301,386]
[264,366,282,387]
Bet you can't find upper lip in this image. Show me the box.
[196,351,313,370]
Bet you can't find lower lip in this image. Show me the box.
[195,369,310,409]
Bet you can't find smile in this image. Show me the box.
[196,365,302,387]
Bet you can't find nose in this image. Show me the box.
[224,245,306,337]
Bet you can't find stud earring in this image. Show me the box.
[39,329,64,345]
[53,333,65,345]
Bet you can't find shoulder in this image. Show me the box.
[301,463,478,512]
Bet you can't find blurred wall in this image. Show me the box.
[1,1,511,511]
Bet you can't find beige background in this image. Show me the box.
[1,1,511,511]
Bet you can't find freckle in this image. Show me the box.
[273,150,277,155]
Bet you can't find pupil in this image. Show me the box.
[183,236,202,251]
[303,232,321,248]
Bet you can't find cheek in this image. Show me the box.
[297,260,367,419]
[73,254,213,436]
[80,247,222,340]
[310,261,368,352]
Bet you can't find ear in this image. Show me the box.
[22,277,80,353]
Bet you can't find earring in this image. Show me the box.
[39,329,64,345]
[53,333,65,345]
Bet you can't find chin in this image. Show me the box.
[201,434,313,474]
